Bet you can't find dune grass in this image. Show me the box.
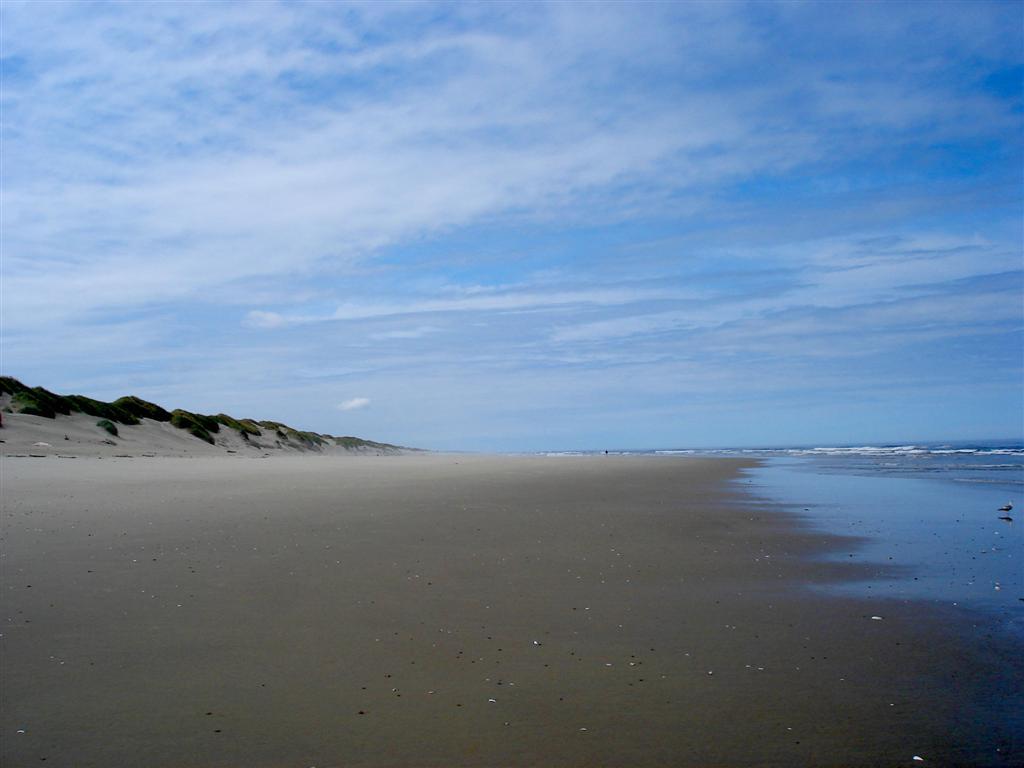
[254,422,330,449]
[214,413,262,436]
[10,387,73,418]
[0,376,30,396]
[66,395,140,425]
[289,429,326,447]
[96,419,119,437]
[113,396,172,422]
[170,410,220,434]
[334,435,402,451]
[170,410,218,444]
[2,377,144,424]
[239,418,264,434]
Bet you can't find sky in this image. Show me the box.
[2,1,1022,452]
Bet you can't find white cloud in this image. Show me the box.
[244,311,291,329]
[244,286,705,329]
[5,1,1016,333]
[370,326,441,341]
[338,397,371,412]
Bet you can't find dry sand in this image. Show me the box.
[1,454,1020,767]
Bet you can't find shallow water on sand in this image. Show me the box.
[744,456,1022,634]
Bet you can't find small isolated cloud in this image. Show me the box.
[338,397,371,411]
[244,310,290,329]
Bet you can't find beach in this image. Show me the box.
[2,453,1019,767]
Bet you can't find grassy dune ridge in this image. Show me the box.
[0,375,404,452]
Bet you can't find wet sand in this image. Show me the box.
[1,454,1019,766]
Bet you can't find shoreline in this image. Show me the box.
[741,458,1023,630]
[2,454,1020,766]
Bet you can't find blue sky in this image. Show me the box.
[2,1,1022,451]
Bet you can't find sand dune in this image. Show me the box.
[0,377,406,458]
[0,410,404,458]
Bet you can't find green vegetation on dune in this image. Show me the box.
[1,375,407,451]
[0,376,30,396]
[113,396,172,422]
[170,409,220,434]
[66,395,140,425]
[249,420,393,450]
[254,420,338,449]
[256,422,332,449]
[11,387,73,418]
[239,418,264,434]
[10,391,53,418]
[2,377,142,424]
[290,429,326,447]
[334,435,403,451]
[258,420,323,447]
[96,419,118,436]
[170,409,218,444]
[214,413,262,436]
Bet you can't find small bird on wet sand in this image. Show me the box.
[998,502,1013,512]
